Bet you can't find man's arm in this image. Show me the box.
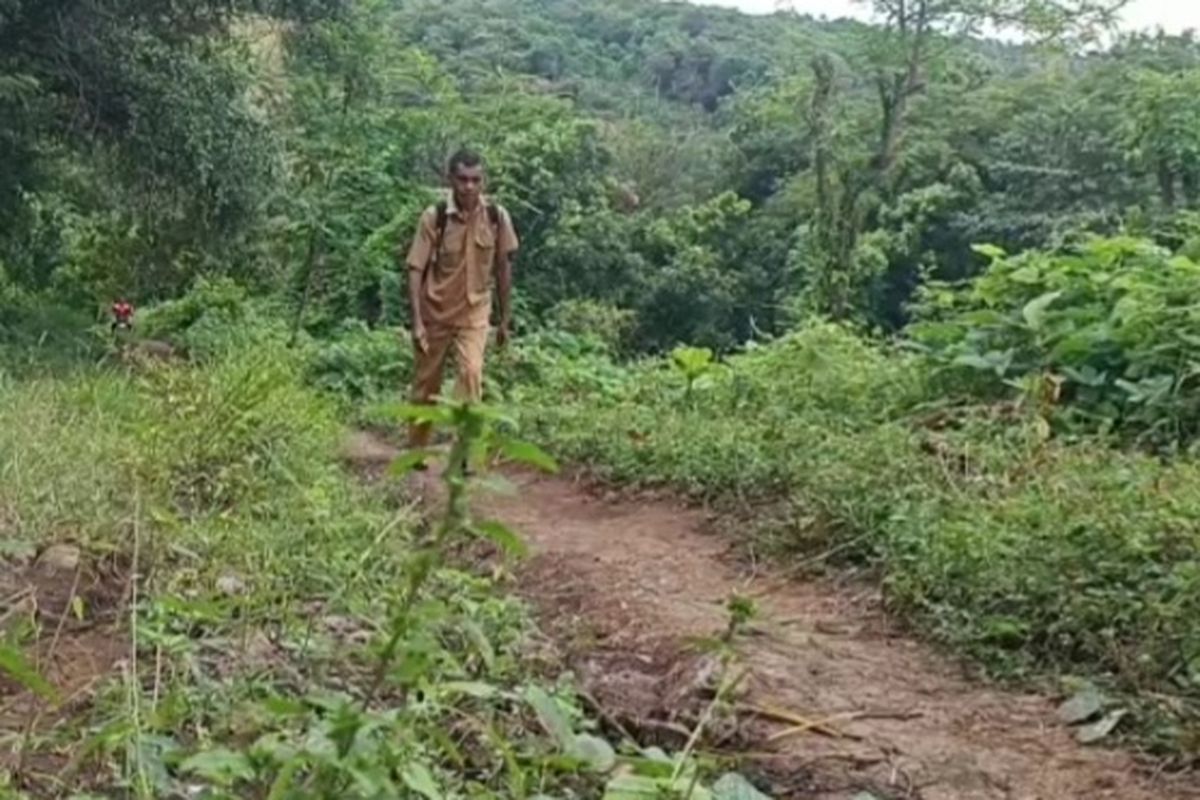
[495,207,519,348]
[403,209,435,353]
[496,252,513,347]
[407,268,428,353]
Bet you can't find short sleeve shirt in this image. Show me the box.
[405,196,519,329]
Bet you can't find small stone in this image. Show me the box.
[36,544,81,572]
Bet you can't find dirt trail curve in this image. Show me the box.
[343,433,1199,800]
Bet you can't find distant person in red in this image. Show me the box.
[111,300,134,333]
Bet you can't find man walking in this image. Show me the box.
[402,149,519,452]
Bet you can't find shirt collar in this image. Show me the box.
[446,192,489,219]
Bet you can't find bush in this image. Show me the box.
[519,321,1200,755]
[134,275,295,359]
[909,236,1200,449]
[545,298,635,354]
[0,285,100,375]
[306,320,412,402]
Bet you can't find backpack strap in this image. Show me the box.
[434,200,448,249]
[485,204,504,268]
[424,200,448,273]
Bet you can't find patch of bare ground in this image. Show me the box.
[0,544,129,790]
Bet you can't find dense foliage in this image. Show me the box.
[5,0,1200,350]
[911,235,1200,449]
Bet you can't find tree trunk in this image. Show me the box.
[1158,160,1177,209]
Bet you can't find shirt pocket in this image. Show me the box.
[469,225,497,294]
[436,223,469,273]
[473,224,496,256]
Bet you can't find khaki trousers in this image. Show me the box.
[408,325,489,448]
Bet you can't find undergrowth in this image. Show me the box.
[514,322,1200,762]
[0,338,769,798]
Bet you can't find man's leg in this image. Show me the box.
[452,325,489,403]
[407,327,454,449]
[447,326,489,475]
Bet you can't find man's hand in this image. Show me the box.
[496,317,511,349]
[411,320,429,354]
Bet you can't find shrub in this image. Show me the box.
[909,236,1200,449]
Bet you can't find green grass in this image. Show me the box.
[0,336,767,798]
[514,322,1200,761]
[0,345,590,798]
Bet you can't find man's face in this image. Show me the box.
[450,163,485,207]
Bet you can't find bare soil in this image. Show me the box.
[0,545,128,784]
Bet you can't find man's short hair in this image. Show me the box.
[447,149,484,175]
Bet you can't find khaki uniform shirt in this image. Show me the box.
[405,195,519,329]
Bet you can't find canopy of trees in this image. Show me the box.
[3,0,1199,350]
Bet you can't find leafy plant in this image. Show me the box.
[671,346,716,404]
[910,236,1200,448]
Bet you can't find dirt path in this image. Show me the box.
[343,433,1199,800]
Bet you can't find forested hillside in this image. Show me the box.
[4,0,1194,351]
[3,0,1200,796]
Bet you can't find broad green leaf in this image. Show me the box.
[671,346,714,377]
[179,748,254,786]
[402,761,443,800]
[436,680,499,699]
[952,352,998,372]
[386,403,453,425]
[251,732,299,763]
[474,519,529,558]
[603,774,711,800]
[351,765,396,796]
[603,774,662,800]
[525,686,575,749]
[1060,365,1107,388]
[1008,265,1042,284]
[713,772,773,800]
[569,733,616,773]
[639,746,673,764]
[461,618,496,670]
[951,349,1013,376]
[971,243,1007,261]
[1058,686,1105,724]
[261,695,307,717]
[265,762,300,800]
[1076,709,1127,744]
[388,450,433,477]
[981,616,1028,647]
[500,438,559,473]
[1022,290,1063,331]
[621,751,675,779]
[0,644,59,703]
